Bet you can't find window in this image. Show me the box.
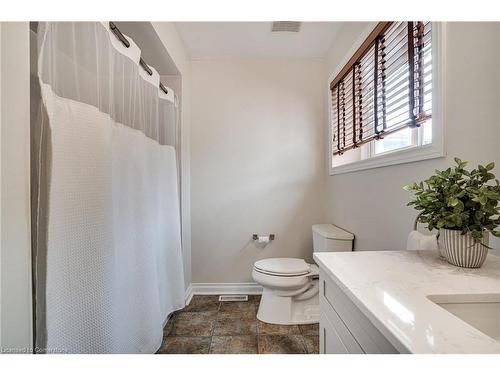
[329,22,443,175]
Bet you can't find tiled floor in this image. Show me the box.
[157,295,319,354]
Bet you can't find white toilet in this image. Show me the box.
[252,224,354,325]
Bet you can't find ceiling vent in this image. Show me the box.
[271,21,301,33]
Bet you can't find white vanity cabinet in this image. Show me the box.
[319,270,400,354]
[315,251,500,354]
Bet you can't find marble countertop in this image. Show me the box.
[313,250,500,354]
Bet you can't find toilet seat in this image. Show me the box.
[254,258,310,276]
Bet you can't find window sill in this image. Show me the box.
[329,143,445,175]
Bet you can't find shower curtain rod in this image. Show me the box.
[109,21,169,95]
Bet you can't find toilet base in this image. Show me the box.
[256,283,319,325]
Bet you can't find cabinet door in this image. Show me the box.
[320,312,348,354]
[321,271,399,354]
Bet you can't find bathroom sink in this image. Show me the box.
[427,294,500,341]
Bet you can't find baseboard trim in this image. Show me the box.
[191,282,263,296]
[184,284,194,306]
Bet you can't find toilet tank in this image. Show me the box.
[312,224,354,252]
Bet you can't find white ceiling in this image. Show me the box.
[174,22,343,59]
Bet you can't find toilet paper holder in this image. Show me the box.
[252,234,275,241]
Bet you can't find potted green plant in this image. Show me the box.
[404,158,500,268]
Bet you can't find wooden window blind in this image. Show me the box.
[331,21,432,155]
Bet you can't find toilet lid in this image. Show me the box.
[254,258,310,276]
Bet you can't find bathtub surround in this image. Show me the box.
[190,59,327,284]
[325,22,500,252]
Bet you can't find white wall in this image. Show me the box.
[190,59,326,283]
[0,22,32,352]
[152,23,193,293]
[325,22,500,252]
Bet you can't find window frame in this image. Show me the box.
[328,22,445,176]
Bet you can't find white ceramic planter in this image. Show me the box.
[439,229,489,268]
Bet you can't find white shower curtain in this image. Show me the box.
[34,22,185,353]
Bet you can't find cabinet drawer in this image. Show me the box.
[321,271,398,354]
